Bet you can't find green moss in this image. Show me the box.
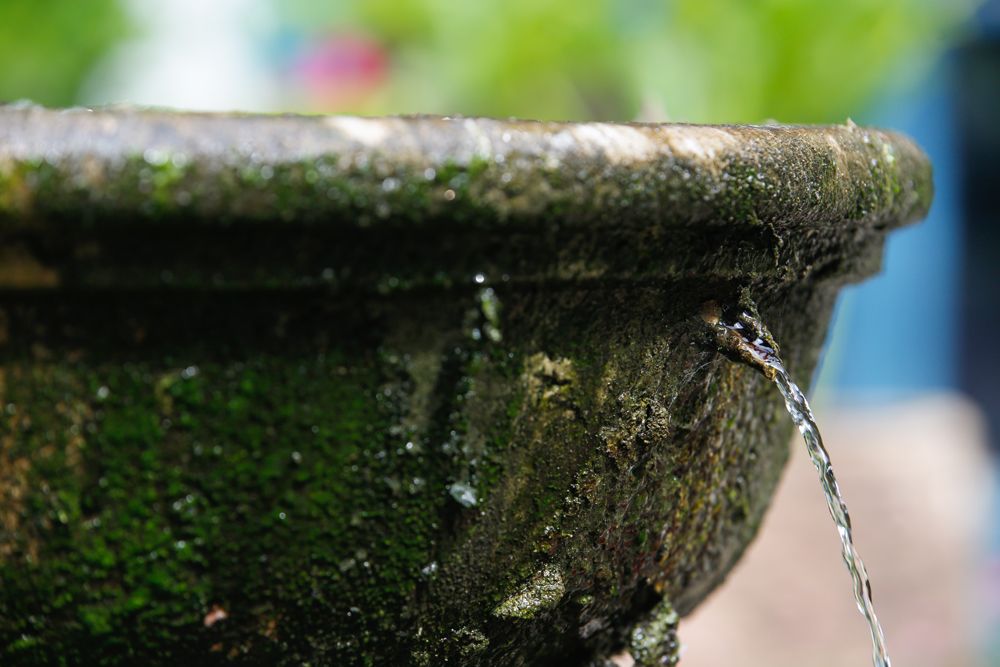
[0,323,463,664]
[628,598,680,666]
[492,565,565,620]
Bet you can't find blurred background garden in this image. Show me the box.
[2,0,999,665]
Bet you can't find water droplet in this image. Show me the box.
[449,482,478,508]
[443,189,456,201]
[96,386,110,400]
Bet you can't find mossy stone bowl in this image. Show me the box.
[0,106,931,665]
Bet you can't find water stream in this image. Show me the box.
[704,302,891,667]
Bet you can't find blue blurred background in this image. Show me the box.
[2,1,998,664]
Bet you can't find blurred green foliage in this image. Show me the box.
[0,0,128,107]
[0,0,974,122]
[634,0,967,122]
[284,0,971,122]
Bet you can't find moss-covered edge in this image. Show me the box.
[0,108,931,237]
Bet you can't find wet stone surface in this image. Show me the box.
[0,107,931,665]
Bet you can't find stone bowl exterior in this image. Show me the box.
[0,107,931,665]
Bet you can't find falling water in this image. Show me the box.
[703,302,891,667]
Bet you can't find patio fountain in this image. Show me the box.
[0,106,931,665]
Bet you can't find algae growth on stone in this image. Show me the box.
[0,106,931,665]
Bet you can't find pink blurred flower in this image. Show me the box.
[293,33,388,110]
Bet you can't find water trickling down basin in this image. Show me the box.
[704,300,891,667]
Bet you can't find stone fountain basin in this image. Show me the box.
[0,106,931,665]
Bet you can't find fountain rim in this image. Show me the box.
[0,104,931,233]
